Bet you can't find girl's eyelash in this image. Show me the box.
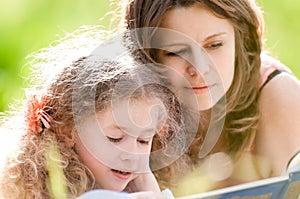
[107,136,122,143]
[138,139,150,145]
[107,136,149,145]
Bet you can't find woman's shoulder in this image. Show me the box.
[260,54,292,88]
[257,55,300,176]
[259,54,299,102]
[259,54,300,123]
[259,70,300,121]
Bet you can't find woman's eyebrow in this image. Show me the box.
[203,32,227,41]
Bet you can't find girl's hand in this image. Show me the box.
[125,172,161,194]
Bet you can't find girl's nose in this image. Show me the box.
[120,151,138,161]
[119,140,139,161]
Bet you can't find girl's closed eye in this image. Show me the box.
[107,136,123,143]
[137,138,151,145]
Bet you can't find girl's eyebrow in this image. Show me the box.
[117,124,156,137]
[110,124,123,131]
[102,123,122,133]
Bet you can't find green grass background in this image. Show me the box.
[0,0,299,112]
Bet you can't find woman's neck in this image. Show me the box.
[199,109,224,155]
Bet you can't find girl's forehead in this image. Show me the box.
[112,98,166,124]
[92,98,167,136]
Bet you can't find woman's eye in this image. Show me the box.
[137,139,150,145]
[165,49,185,56]
[206,42,223,49]
[107,136,122,143]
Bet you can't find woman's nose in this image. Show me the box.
[187,65,198,77]
[186,59,210,77]
[188,45,211,76]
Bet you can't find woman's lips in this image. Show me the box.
[185,84,214,94]
[111,169,132,180]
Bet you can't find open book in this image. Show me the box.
[77,156,300,199]
[177,166,300,199]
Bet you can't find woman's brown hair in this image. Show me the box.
[121,0,264,155]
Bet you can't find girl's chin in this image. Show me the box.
[94,182,127,192]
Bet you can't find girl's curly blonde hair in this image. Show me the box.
[0,27,191,197]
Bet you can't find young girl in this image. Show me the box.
[0,51,184,198]
[118,0,300,193]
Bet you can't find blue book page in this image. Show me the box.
[177,175,289,199]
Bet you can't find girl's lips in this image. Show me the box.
[111,169,132,180]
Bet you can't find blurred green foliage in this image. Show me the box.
[0,0,113,112]
[0,0,299,112]
[259,0,300,76]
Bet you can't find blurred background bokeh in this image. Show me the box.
[0,0,299,112]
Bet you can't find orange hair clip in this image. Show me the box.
[26,94,53,135]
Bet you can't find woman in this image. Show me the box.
[118,0,300,193]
